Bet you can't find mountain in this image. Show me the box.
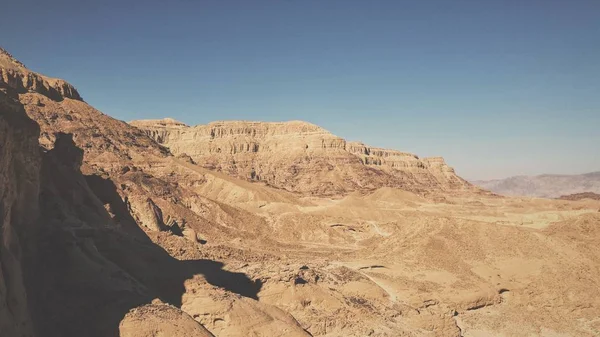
[0,47,81,101]
[473,171,600,198]
[3,46,600,337]
[130,118,473,196]
[1,47,311,337]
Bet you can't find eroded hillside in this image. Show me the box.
[2,47,600,337]
[130,118,472,196]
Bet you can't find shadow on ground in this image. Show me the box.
[26,134,260,337]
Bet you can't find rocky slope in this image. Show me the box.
[0,81,40,337]
[1,64,216,337]
[558,192,600,201]
[130,118,472,196]
[0,47,81,101]
[473,171,600,198]
[4,47,600,337]
[1,48,311,337]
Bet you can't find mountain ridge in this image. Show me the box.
[472,171,600,198]
[132,118,429,158]
[0,47,82,101]
[131,118,473,196]
[0,47,312,336]
[4,46,600,337]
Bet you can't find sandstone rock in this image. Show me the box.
[0,47,319,337]
[119,301,215,337]
[3,46,600,337]
[130,198,167,232]
[0,47,82,101]
[131,119,473,196]
[181,277,311,337]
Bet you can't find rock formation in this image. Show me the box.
[0,48,311,337]
[0,47,81,101]
[131,119,472,196]
[3,46,600,337]
[0,81,40,337]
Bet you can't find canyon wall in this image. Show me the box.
[0,47,311,337]
[0,48,81,101]
[0,86,39,337]
[131,119,472,196]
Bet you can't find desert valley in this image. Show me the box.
[1,45,600,337]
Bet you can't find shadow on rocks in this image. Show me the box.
[28,133,261,337]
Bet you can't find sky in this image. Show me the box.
[1,0,599,180]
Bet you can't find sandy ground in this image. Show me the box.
[160,163,600,336]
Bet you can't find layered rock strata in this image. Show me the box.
[131,119,472,195]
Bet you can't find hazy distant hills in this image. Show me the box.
[472,171,600,198]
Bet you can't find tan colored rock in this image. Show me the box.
[3,46,600,337]
[130,198,166,231]
[0,47,81,101]
[131,119,473,196]
[1,47,317,337]
[181,278,311,337]
[120,301,214,337]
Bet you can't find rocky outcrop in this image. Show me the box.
[131,119,472,195]
[0,48,82,101]
[3,46,600,337]
[0,86,40,337]
[1,47,314,337]
[130,198,167,232]
[119,300,215,337]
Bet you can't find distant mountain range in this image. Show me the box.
[472,171,600,198]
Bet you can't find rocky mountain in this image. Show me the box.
[1,47,311,337]
[130,118,473,196]
[1,74,41,337]
[0,47,81,101]
[3,46,600,337]
[473,171,600,198]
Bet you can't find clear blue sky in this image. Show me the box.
[2,0,599,180]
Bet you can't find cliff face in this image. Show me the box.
[0,48,81,101]
[3,47,600,337]
[0,48,311,337]
[0,87,40,337]
[0,47,167,167]
[131,119,471,195]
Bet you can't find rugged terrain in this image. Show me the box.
[473,172,600,198]
[2,47,600,337]
[130,118,473,196]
